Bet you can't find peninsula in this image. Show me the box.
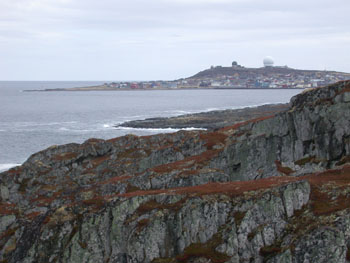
[24,60,350,92]
[116,103,290,130]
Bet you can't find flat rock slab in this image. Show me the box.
[116,103,289,130]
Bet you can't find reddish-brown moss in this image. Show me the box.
[294,156,321,166]
[31,196,56,207]
[310,187,350,216]
[336,156,350,166]
[233,211,247,227]
[90,155,111,167]
[25,211,42,220]
[78,241,88,249]
[42,215,51,225]
[151,258,176,263]
[259,245,282,257]
[336,87,350,95]
[152,150,221,174]
[200,132,227,150]
[119,176,301,199]
[176,233,230,263]
[178,169,200,178]
[6,167,22,177]
[98,175,131,185]
[85,138,104,144]
[136,199,162,214]
[18,178,31,193]
[82,197,105,207]
[136,218,150,233]
[305,165,350,215]
[0,227,19,246]
[0,203,17,215]
[275,160,294,176]
[52,152,78,161]
[346,246,350,261]
[220,115,274,134]
[305,165,350,186]
[135,198,188,215]
[125,183,141,193]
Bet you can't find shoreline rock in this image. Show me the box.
[0,80,350,262]
[117,103,290,130]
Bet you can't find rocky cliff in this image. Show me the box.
[0,80,350,263]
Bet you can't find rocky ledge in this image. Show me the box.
[116,104,289,130]
[1,81,350,263]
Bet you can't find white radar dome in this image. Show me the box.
[263,56,274,67]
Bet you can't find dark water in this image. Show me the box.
[0,81,301,171]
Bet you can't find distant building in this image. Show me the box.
[232,61,242,68]
[263,56,274,67]
[130,83,139,89]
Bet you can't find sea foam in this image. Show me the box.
[116,127,206,132]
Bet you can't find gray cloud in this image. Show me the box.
[0,0,349,80]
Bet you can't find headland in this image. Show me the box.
[1,80,350,262]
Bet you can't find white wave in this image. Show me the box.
[58,126,108,133]
[116,127,206,132]
[73,129,101,132]
[126,115,146,119]
[13,121,77,128]
[162,110,194,115]
[44,121,77,126]
[174,110,191,114]
[181,127,207,131]
[203,108,220,112]
[227,102,279,110]
[0,129,5,132]
[113,121,125,125]
[201,102,283,112]
[0,163,21,172]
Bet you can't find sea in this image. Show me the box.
[0,81,302,172]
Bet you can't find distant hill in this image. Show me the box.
[182,66,350,89]
[189,66,349,79]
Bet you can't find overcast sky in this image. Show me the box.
[0,0,349,81]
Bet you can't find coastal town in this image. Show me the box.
[26,58,350,92]
[98,58,350,90]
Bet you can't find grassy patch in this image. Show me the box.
[233,211,246,227]
[336,156,350,166]
[18,178,31,193]
[152,258,176,263]
[294,156,320,166]
[259,245,282,258]
[176,233,230,263]
[200,132,227,150]
[136,198,187,215]
[52,152,78,161]
[275,160,294,176]
[136,218,150,233]
[126,184,141,193]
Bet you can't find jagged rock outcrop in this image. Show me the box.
[0,80,350,262]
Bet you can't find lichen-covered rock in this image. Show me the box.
[0,80,350,262]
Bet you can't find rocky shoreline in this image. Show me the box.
[0,81,350,262]
[117,103,290,130]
